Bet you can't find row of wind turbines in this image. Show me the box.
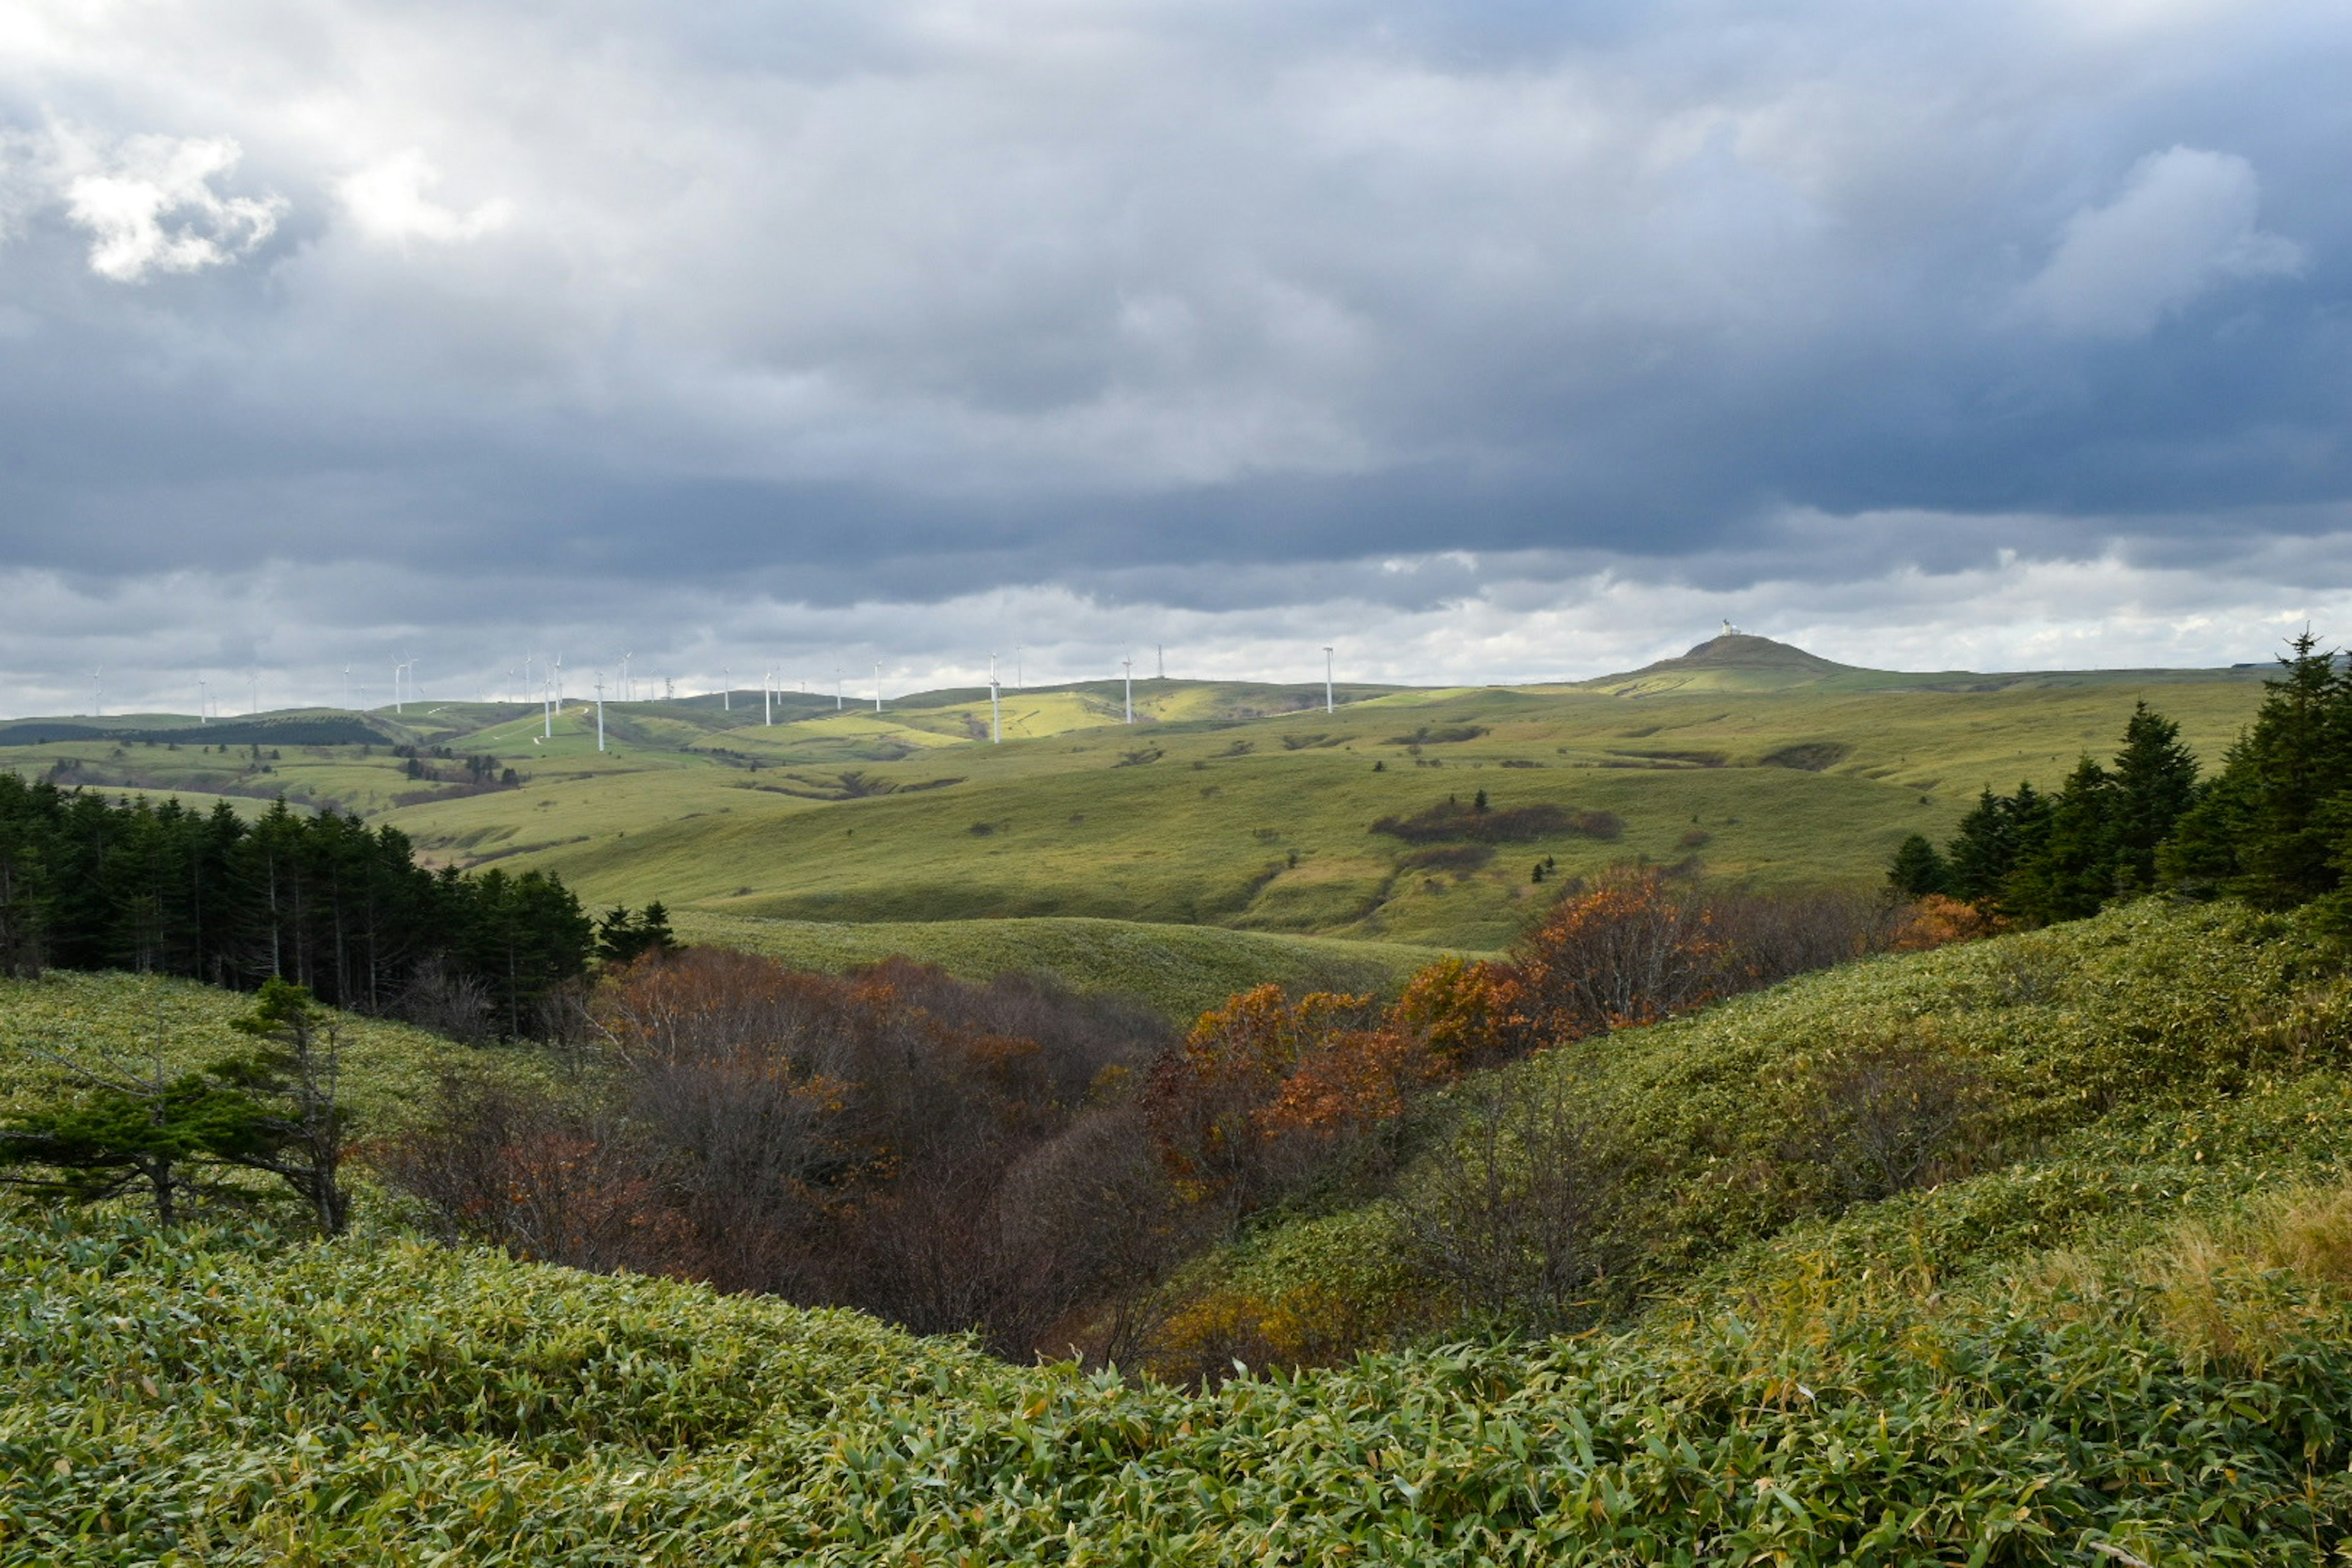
[79,644,1344,748]
[500,641,1341,755]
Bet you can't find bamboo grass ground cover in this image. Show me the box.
[4,1212,2349,1564]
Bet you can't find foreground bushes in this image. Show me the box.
[5,1209,2352,1564]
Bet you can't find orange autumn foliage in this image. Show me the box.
[1509,867,1727,1039]
[1890,893,2002,951]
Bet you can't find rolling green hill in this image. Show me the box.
[1,640,2274,957]
[1158,899,2352,1363]
[673,911,1461,1020]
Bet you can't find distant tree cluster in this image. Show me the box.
[1371,795,1621,845]
[0,777,592,1037]
[594,902,677,965]
[1889,633,2352,926]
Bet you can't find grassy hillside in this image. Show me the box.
[0,971,547,1131]
[1167,900,2352,1363]
[9,903,2352,1562]
[673,911,1461,1020]
[1,650,2272,955]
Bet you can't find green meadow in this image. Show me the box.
[1,637,2272,961]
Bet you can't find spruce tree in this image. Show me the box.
[1943,788,2015,904]
[2163,631,2352,907]
[2109,701,2199,891]
[2008,758,2116,923]
[1886,834,1950,897]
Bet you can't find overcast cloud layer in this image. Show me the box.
[2,0,2349,714]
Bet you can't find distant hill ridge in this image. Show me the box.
[0,638,2269,736]
[1579,631,2265,696]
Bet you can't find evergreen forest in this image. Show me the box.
[0,776,591,1037]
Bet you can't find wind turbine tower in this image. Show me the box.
[763,669,772,726]
[543,673,554,739]
[873,662,883,714]
[594,674,606,752]
[722,668,731,712]
[620,651,633,703]
[1015,645,1023,690]
[1156,644,1164,680]
[1324,647,1335,715]
[834,662,843,711]
[1123,658,1134,723]
[197,676,209,724]
[342,665,352,709]
[989,652,1002,743]
[91,668,102,718]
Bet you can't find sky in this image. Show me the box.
[2,0,2349,715]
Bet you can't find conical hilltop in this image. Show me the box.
[1578,631,1873,695]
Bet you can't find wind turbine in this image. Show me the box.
[1123,658,1134,723]
[197,676,209,725]
[1324,647,1335,715]
[342,665,352,709]
[722,667,731,712]
[249,670,260,717]
[1015,645,1024,690]
[594,674,606,752]
[620,651,633,703]
[763,668,772,726]
[543,671,554,740]
[989,652,1002,743]
[552,654,564,712]
[834,662,843,711]
[90,667,102,718]
[873,662,883,714]
[1156,644,1164,680]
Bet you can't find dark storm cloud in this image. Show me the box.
[2,0,2350,708]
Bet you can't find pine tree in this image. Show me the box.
[1886,834,1949,897]
[1943,788,2016,905]
[2109,701,2200,892]
[2162,631,2352,907]
[213,979,353,1234]
[2008,758,2116,924]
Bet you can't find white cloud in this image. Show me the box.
[2016,146,2305,338]
[337,150,511,246]
[52,128,286,282]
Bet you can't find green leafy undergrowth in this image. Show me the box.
[4,1211,2351,1564]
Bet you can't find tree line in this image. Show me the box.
[1888,632,2352,927]
[0,775,591,1038]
